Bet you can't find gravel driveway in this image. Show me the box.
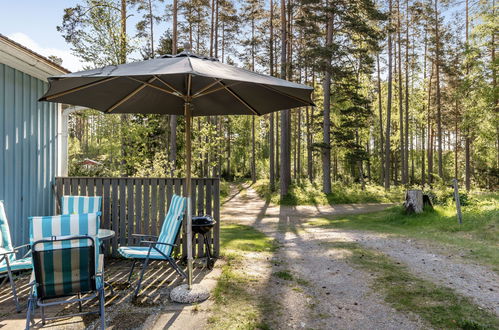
[221,184,499,329]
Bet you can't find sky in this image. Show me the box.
[0,0,85,72]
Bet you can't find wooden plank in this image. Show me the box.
[55,178,63,214]
[166,179,173,208]
[158,179,166,231]
[134,179,143,242]
[213,179,220,257]
[95,179,103,216]
[143,179,150,236]
[88,178,95,196]
[197,179,205,215]
[127,179,134,246]
[150,178,158,236]
[71,178,78,195]
[103,179,111,255]
[63,178,70,195]
[119,179,127,247]
[111,179,119,256]
[80,178,87,196]
[206,179,213,257]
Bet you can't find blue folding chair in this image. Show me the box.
[118,194,187,298]
[0,201,32,312]
[61,196,102,215]
[25,213,105,329]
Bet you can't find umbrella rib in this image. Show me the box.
[192,81,241,98]
[106,77,157,113]
[44,77,119,101]
[217,81,260,116]
[191,79,222,98]
[259,84,314,106]
[127,77,183,98]
[154,75,184,96]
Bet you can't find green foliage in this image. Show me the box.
[254,179,405,205]
[220,224,277,252]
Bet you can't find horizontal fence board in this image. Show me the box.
[55,177,220,259]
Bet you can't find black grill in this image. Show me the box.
[191,215,216,269]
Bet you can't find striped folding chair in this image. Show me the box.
[117,194,187,298]
[25,213,105,329]
[0,201,32,312]
[60,196,102,215]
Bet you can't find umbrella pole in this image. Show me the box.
[184,101,193,289]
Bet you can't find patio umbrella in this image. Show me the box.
[40,50,314,296]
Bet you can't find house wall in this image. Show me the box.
[0,63,59,247]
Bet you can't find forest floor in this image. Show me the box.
[209,183,499,329]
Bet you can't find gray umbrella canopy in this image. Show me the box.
[40,52,314,115]
[40,51,314,293]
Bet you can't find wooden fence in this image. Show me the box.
[54,177,220,258]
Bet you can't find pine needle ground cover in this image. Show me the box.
[308,193,499,270]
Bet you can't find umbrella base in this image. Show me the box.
[170,284,210,304]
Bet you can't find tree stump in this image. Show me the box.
[404,190,424,214]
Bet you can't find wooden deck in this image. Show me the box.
[0,257,216,329]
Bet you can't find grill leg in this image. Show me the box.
[203,234,213,270]
[78,293,82,312]
[99,288,106,330]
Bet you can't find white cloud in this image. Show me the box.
[7,32,85,72]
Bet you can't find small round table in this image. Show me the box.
[97,229,115,295]
[98,229,115,241]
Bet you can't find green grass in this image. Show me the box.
[253,179,405,205]
[324,241,499,329]
[308,193,499,270]
[220,224,278,252]
[209,223,277,329]
[273,270,293,281]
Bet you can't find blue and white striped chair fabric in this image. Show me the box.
[118,194,186,260]
[29,212,102,290]
[26,212,105,329]
[61,196,102,215]
[0,201,32,311]
[117,194,186,298]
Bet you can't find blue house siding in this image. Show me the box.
[0,63,58,247]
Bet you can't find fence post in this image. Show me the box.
[452,178,463,225]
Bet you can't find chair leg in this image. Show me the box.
[78,293,82,312]
[167,258,187,278]
[25,297,33,330]
[127,260,137,282]
[41,305,45,325]
[4,259,21,312]
[133,258,151,298]
[99,288,106,330]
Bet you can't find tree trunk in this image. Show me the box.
[269,0,275,191]
[405,190,423,213]
[169,0,178,176]
[322,8,333,194]
[279,0,291,196]
[397,0,405,184]
[377,54,384,185]
[385,0,394,190]
[435,0,443,179]
[404,0,410,184]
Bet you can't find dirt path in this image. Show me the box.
[222,185,424,329]
[222,184,499,328]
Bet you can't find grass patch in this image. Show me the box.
[209,224,276,329]
[253,179,404,205]
[273,270,293,281]
[309,193,499,270]
[325,241,499,329]
[221,223,277,253]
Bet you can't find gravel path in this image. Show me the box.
[222,185,425,329]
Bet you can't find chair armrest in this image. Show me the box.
[0,250,14,257]
[141,241,176,247]
[13,244,31,251]
[132,234,158,241]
